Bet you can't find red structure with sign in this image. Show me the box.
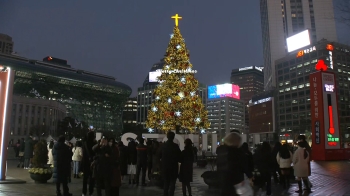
[310,70,350,160]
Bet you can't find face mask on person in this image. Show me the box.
[109,142,113,146]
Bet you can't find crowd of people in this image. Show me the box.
[14,131,196,196]
[216,131,312,196]
[12,130,313,196]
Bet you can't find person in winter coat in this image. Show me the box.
[161,132,181,196]
[24,134,35,169]
[82,131,97,196]
[72,141,83,178]
[93,137,113,196]
[240,142,254,174]
[276,144,293,189]
[298,135,312,189]
[179,138,194,196]
[135,138,147,186]
[127,140,137,184]
[17,138,25,168]
[271,142,282,183]
[53,135,73,196]
[117,142,128,180]
[293,142,312,194]
[146,140,153,181]
[110,139,121,196]
[151,141,161,175]
[217,132,253,196]
[48,140,54,166]
[254,142,273,196]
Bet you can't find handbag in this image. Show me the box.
[19,152,24,157]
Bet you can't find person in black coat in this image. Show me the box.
[53,135,73,196]
[127,140,137,184]
[254,142,273,196]
[271,142,282,183]
[93,137,113,196]
[24,135,35,169]
[240,142,254,173]
[179,139,194,196]
[217,132,253,196]
[117,142,128,180]
[161,132,181,196]
[135,138,147,186]
[82,131,97,196]
[17,138,25,168]
[146,140,153,181]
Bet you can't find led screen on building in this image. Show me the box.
[286,30,311,52]
[208,84,240,99]
[149,70,162,82]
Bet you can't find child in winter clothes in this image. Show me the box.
[72,141,83,178]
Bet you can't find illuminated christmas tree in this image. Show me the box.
[146,14,210,133]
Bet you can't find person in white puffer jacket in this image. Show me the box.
[276,144,292,189]
[72,141,83,178]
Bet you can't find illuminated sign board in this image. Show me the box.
[287,30,311,52]
[326,44,334,69]
[149,70,162,82]
[324,84,334,92]
[296,46,316,57]
[238,66,263,72]
[208,84,240,99]
[239,66,253,71]
[253,97,272,105]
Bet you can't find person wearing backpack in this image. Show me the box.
[72,141,83,178]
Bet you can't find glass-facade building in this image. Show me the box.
[275,40,350,144]
[0,54,132,135]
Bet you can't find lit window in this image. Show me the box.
[292,86,297,90]
[305,83,310,87]
[285,88,290,92]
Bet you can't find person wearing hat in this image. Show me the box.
[179,139,194,196]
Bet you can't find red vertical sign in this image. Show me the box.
[309,71,326,160]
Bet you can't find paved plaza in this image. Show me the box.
[1,150,350,196]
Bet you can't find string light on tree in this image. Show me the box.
[148,128,154,133]
[145,14,210,133]
[152,106,158,112]
[180,77,186,84]
[175,111,181,116]
[201,129,206,134]
[178,92,184,99]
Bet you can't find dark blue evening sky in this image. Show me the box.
[0,1,349,96]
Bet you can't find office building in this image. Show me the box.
[275,40,350,144]
[231,66,264,103]
[10,95,66,140]
[207,84,245,141]
[123,97,137,131]
[248,90,276,144]
[0,53,131,136]
[0,34,14,54]
[137,59,207,128]
[260,0,337,90]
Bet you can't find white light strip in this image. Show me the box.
[329,51,333,69]
[0,68,11,179]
